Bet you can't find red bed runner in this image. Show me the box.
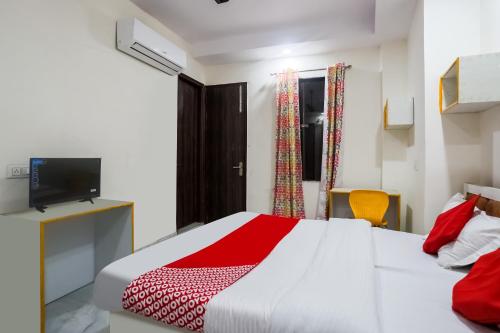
[122,214,300,332]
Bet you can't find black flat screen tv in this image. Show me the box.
[29,158,101,210]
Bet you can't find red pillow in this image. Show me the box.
[452,248,500,325]
[423,195,479,254]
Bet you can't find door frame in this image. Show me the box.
[176,77,248,228]
[177,74,207,230]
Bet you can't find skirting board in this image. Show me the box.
[110,311,190,333]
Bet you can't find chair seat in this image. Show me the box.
[349,190,390,227]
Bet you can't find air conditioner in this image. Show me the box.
[117,18,187,76]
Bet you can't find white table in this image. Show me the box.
[329,188,401,230]
[0,199,134,333]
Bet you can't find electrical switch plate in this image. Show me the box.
[7,164,29,179]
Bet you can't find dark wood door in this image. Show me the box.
[206,83,247,222]
[176,74,205,230]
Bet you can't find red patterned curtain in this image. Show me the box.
[317,64,346,220]
[272,69,306,218]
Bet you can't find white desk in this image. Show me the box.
[0,199,134,333]
[329,188,401,230]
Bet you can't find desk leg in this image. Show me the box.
[396,196,401,231]
[328,192,333,219]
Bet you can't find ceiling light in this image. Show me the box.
[282,49,291,55]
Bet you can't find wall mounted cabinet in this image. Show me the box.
[383,97,414,130]
[440,53,500,113]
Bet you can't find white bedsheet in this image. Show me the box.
[372,229,496,333]
[94,213,497,333]
[93,212,259,311]
[204,219,379,333]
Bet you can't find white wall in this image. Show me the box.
[205,47,382,219]
[480,0,500,188]
[0,0,205,249]
[404,0,426,234]
[495,132,500,187]
[480,106,500,187]
[380,40,413,231]
[480,0,500,54]
[401,0,500,233]
[421,0,482,232]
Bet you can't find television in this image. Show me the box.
[29,158,101,211]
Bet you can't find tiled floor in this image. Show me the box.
[178,222,204,234]
[46,283,109,333]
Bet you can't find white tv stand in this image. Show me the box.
[0,199,134,333]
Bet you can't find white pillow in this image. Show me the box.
[422,193,466,240]
[437,211,500,268]
[442,192,465,212]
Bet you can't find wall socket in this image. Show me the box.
[7,164,29,179]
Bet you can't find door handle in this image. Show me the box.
[232,161,244,177]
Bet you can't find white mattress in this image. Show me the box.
[372,229,495,333]
[94,213,497,333]
[204,218,380,333]
[93,212,259,311]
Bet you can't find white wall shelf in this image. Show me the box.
[383,97,414,130]
[440,53,500,113]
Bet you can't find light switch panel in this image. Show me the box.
[7,164,29,179]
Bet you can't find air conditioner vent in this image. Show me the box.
[130,42,182,73]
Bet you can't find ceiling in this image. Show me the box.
[131,0,417,65]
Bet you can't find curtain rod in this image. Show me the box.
[270,65,352,76]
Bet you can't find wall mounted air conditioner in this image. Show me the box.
[117,18,187,75]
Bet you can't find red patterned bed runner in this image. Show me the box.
[122,214,300,332]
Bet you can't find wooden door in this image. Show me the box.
[206,83,247,222]
[176,74,205,231]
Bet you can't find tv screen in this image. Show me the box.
[29,158,101,209]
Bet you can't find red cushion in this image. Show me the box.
[452,249,500,325]
[423,195,479,254]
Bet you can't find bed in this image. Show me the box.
[94,188,499,333]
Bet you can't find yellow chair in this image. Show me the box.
[349,190,389,227]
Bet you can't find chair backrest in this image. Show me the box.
[349,190,389,227]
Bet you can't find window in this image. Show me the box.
[299,77,325,181]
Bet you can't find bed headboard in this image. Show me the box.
[464,184,500,218]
